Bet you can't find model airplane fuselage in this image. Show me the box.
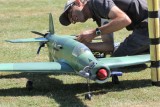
[43,33,111,83]
[47,34,96,69]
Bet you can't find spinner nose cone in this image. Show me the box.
[96,69,108,80]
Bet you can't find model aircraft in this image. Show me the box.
[0,13,150,100]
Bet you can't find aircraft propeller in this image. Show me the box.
[31,31,48,54]
[31,31,45,36]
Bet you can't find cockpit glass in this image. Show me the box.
[72,44,90,57]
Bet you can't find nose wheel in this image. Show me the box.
[85,77,92,100]
[85,92,92,100]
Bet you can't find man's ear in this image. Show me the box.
[75,0,83,6]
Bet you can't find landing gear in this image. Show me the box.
[26,80,33,91]
[111,71,122,84]
[112,75,120,84]
[85,92,92,100]
[85,76,92,100]
[80,62,96,100]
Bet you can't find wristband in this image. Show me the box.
[95,28,102,36]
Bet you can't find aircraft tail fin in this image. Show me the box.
[49,13,55,34]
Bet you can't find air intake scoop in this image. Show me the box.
[97,69,108,80]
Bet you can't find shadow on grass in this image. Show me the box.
[0,69,152,107]
[0,73,88,107]
[117,63,150,73]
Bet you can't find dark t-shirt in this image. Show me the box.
[88,0,148,30]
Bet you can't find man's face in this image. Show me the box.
[68,4,87,24]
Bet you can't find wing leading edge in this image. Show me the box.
[0,62,74,73]
[98,54,150,69]
[6,37,48,43]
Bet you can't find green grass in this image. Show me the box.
[0,0,160,107]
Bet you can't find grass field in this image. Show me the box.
[0,0,160,107]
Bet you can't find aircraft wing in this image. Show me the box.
[97,54,150,69]
[63,35,77,39]
[63,35,103,41]
[6,37,48,43]
[0,62,74,73]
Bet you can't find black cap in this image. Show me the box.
[59,0,75,26]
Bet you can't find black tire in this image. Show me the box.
[85,93,92,100]
[112,75,120,84]
[26,80,33,91]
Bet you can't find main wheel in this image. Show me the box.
[112,75,120,84]
[26,80,33,91]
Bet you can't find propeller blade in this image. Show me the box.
[31,31,44,36]
[37,43,45,54]
[37,46,42,54]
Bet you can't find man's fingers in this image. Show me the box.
[74,35,78,40]
[76,34,90,43]
[76,35,82,42]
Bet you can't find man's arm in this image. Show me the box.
[77,5,132,43]
[99,5,132,35]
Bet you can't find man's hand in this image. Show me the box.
[76,29,96,43]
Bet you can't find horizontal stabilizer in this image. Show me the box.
[0,62,74,73]
[6,37,48,43]
[98,54,150,69]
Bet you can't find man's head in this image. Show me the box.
[59,0,89,26]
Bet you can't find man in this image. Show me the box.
[59,0,149,57]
